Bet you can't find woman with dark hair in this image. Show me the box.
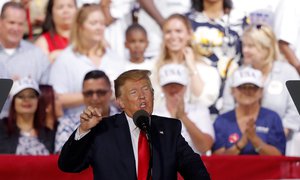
[35,0,77,63]
[39,84,64,131]
[0,77,55,155]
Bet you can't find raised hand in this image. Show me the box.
[79,106,102,133]
[183,47,196,70]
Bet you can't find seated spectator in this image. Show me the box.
[124,23,155,72]
[222,24,300,157]
[39,84,64,131]
[0,2,50,118]
[154,63,214,155]
[49,4,124,120]
[153,13,221,108]
[213,67,286,155]
[35,0,77,63]
[0,77,55,155]
[54,70,120,153]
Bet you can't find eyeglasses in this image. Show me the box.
[16,94,38,100]
[82,89,110,98]
[237,84,260,91]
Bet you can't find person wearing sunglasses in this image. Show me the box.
[54,70,120,153]
[213,67,286,155]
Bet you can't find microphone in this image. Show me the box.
[133,109,152,180]
[133,109,151,133]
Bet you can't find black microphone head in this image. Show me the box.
[133,109,150,132]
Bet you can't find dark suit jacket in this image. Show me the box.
[58,112,210,180]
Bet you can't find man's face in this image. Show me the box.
[117,79,154,118]
[82,78,112,112]
[0,7,26,48]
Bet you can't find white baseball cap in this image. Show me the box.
[159,64,189,86]
[232,67,263,87]
[10,77,40,97]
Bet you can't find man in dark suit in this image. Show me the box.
[58,70,210,180]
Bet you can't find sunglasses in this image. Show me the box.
[82,89,110,98]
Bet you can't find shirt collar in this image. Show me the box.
[125,113,140,136]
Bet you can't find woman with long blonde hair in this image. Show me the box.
[49,4,124,120]
[154,13,221,107]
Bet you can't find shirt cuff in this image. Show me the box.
[74,128,91,140]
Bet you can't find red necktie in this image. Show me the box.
[138,131,150,180]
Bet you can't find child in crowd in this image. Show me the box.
[124,23,155,72]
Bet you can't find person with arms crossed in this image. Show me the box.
[58,69,210,180]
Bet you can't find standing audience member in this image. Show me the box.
[35,0,77,63]
[99,0,136,58]
[58,69,210,179]
[138,0,192,58]
[187,0,243,80]
[154,63,214,155]
[274,0,300,75]
[54,70,119,153]
[222,25,300,157]
[0,2,50,118]
[18,0,48,40]
[39,84,64,131]
[49,4,124,121]
[0,1,50,83]
[154,14,220,108]
[213,67,286,155]
[124,23,155,71]
[0,77,55,155]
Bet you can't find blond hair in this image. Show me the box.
[156,13,205,70]
[70,4,105,55]
[242,24,281,66]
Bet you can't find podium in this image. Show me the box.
[0,79,13,113]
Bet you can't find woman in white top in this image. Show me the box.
[49,4,124,117]
[222,24,300,156]
[154,13,221,107]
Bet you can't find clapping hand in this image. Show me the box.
[245,117,257,140]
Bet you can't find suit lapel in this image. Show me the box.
[114,113,136,179]
[150,115,164,180]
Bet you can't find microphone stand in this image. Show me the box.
[145,129,152,180]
